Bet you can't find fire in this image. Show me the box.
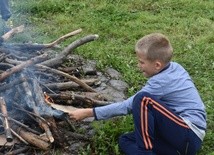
[44,92,54,105]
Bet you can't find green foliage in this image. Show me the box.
[89,116,133,155]
[10,0,214,154]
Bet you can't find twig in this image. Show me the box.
[10,129,29,145]
[40,34,99,67]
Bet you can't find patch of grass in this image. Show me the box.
[10,0,214,154]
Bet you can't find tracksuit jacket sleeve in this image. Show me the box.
[93,95,135,120]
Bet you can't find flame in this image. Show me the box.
[44,92,54,105]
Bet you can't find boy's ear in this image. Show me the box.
[155,61,163,70]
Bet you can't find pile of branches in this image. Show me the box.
[0,26,111,154]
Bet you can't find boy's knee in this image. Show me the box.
[132,92,152,110]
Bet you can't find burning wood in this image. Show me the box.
[0,27,122,154]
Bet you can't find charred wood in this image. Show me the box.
[0,77,27,92]
[5,146,30,155]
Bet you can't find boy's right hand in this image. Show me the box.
[68,108,94,121]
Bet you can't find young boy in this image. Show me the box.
[69,33,206,155]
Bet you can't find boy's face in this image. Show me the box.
[136,51,162,78]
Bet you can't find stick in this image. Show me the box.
[0,53,48,82]
[44,79,99,91]
[10,129,29,145]
[48,92,110,106]
[1,25,24,42]
[12,125,51,150]
[0,97,13,142]
[40,34,99,67]
[43,28,82,47]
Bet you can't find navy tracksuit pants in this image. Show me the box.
[119,92,202,155]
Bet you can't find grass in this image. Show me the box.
[9,0,214,154]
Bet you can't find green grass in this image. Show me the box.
[9,0,214,154]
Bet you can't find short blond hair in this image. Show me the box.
[135,33,173,64]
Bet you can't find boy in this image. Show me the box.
[69,33,206,155]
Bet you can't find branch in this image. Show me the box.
[1,25,24,42]
[43,28,82,47]
[0,53,48,82]
[40,34,99,67]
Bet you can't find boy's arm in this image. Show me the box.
[93,95,135,120]
[68,95,135,121]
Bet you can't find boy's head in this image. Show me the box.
[135,33,173,78]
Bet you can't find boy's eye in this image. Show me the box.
[139,61,144,64]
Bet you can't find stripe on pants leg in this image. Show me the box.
[140,97,189,150]
[140,97,153,150]
[146,97,189,129]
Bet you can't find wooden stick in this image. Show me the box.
[0,97,13,142]
[10,128,29,145]
[1,25,24,41]
[0,53,48,82]
[13,125,51,150]
[48,92,110,106]
[40,34,99,67]
[44,79,99,91]
[43,28,82,47]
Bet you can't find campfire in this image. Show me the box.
[0,26,125,154]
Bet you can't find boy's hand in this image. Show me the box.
[68,108,94,121]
